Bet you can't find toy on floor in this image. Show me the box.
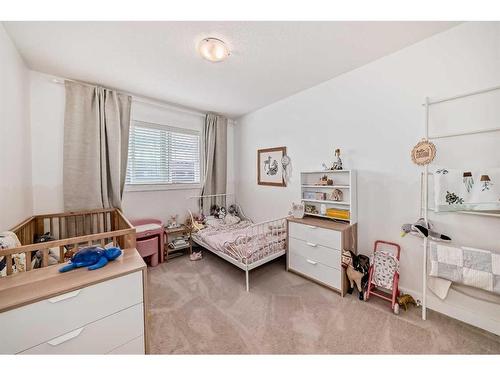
[59,246,122,272]
[341,249,370,300]
[397,294,417,311]
[190,251,202,261]
[364,240,401,314]
[401,218,451,242]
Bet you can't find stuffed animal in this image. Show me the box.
[329,188,343,201]
[32,232,60,268]
[397,294,417,311]
[59,246,122,272]
[210,205,227,220]
[346,264,364,299]
[32,249,59,269]
[228,204,238,216]
[218,207,227,219]
[210,204,219,216]
[0,231,25,276]
[341,249,369,300]
[34,232,55,243]
[401,218,451,242]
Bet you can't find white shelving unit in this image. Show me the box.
[300,170,357,224]
[419,85,500,326]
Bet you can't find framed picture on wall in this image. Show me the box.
[257,146,286,187]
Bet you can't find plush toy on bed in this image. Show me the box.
[210,205,227,220]
[223,204,241,225]
[59,246,122,272]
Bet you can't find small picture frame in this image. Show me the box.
[257,147,286,187]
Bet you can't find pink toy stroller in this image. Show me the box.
[364,240,401,314]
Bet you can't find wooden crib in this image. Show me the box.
[1,208,136,276]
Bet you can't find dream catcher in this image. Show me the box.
[281,154,291,182]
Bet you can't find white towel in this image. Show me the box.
[433,167,500,212]
[428,276,452,300]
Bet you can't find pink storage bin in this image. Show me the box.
[131,218,164,267]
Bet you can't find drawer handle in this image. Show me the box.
[306,242,317,247]
[48,289,81,303]
[48,327,84,346]
[306,225,317,229]
[306,259,318,265]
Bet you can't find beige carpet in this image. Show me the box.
[147,251,500,354]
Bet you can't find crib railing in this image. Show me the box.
[1,208,136,276]
[225,217,287,264]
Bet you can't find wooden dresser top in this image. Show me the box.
[287,216,353,232]
[0,249,146,313]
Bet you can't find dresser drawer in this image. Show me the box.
[108,335,145,354]
[21,303,144,354]
[289,253,341,290]
[0,271,143,354]
[289,222,341,250]
[289,238,340,269]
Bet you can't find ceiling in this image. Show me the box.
[4,21,459,118]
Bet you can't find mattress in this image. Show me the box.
[192,220,286,265]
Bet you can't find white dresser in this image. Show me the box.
[0,249,148,354]
[287,217,357,296]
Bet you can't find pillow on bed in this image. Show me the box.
[224,213,240,225]
[205,216,224,227]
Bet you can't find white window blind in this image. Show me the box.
[126,121,201,185]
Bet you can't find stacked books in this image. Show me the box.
[326,208,350,220]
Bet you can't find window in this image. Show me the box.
[126,121,201,187]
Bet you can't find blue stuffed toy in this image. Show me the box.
[59,246,122,273]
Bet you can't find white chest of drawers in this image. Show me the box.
[0,249,148,354]
[287,217,357,296]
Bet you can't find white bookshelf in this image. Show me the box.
[300,169,357,224]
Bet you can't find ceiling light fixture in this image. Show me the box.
[198,38,230,62]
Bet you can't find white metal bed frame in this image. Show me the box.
[420,84,500,321]
[188,193,287,292]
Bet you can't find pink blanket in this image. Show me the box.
[193,221,286,264]
[195,221,253,253]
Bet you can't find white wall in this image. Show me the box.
[29,70,235,225]
[234,22,500,332]
[0,24,32,230]
[29,71,65,213]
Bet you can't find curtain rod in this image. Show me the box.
[50,77,207,119]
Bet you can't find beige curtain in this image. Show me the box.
[201,113,227,213]
[63,81,131,211]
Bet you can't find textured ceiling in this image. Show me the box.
[4,21,459,117]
